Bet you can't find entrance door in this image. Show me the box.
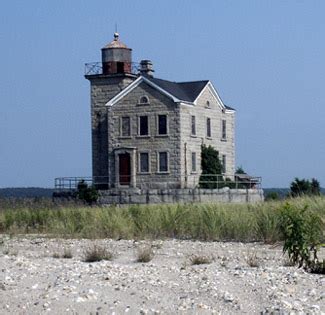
[119,153,131,185]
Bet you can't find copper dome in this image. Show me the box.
[102,33,130,49]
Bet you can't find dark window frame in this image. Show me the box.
[138,95,149,105]
[191,115,196,136]
[158,151,168,173]
[222,154,226,174]
[139,116,149,136]
[207,117,211,138]
[158,114,168,135]
[191,152,197,173]
[222,119,227,140]
[139,152,150,173]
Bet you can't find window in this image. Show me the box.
[158,115,167,135]
[121,117,130,137]
[222,120,226,140]
[191,116,196,136]
[117,62,124,73]
[139,152,149,173]
[207,118,211,138]
[139,116,149,136]
[206,101,210,108]
[158,152,168,172]
[191,152,196,172]
[139,95,149,104]
[222,154,226,173]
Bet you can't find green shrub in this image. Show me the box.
[76,180,99,205]
[265,192,279,201]
[199,145,223,189]
[279,202,325,273]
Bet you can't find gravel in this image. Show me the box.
[0,235,324,314]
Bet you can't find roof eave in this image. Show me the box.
[105,76,181,107]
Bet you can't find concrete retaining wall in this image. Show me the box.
[98,187,264,204]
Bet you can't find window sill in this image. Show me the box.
[137,172,151,175]
[136,135,151,138]
[118,136,132,139]
[221,138,227,142]
[190,134,197,138]
[191,171,197,174]
[206,137,213,140]
[155,134,169,138]
[156,171,170,175]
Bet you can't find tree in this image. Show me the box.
[199,145,223,189]
[235,166,246,174]
[311,178,320,196]
[290,177,321,197]
[76,180,99,205]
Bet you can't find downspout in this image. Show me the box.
[184,142,188,188]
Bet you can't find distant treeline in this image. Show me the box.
[0,187,55,198]
[264,188,325,199]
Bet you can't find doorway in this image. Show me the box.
[119,153,131,185]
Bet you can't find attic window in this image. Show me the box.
[206,101,210,108]
[138,95,149,105]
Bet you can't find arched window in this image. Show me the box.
[139,95,149,104]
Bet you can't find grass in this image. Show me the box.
[189,254,213,265]
[83,245,114,262]
[0,196,324,243]
[136,244,154,263]
[245,251,260,267]
[52,248,72,259]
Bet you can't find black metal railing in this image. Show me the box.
[55,176,109,191]
[54,174,262,191]
[84,62,140,76]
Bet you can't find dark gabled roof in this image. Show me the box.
[224,104,235,110]
[147,77,209,102]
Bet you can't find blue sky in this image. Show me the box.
[1,0,324,188]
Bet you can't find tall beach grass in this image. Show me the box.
[0,196,324,242]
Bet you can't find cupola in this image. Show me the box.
[101,33,132,75]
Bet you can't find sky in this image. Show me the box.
[1,0,324,188]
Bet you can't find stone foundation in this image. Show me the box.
[98,187,264,204]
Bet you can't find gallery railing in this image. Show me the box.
[54,176,109,191]
[84,62,140,76]
[54,174,262,191]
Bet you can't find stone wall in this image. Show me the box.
[179,84,235,188]
[86,74,136,180]
[87,76,236,191]
[108,82,182,188]
[98,188,264,204]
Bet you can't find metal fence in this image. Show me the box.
[55,174,262,191]
[84,62,140,76]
